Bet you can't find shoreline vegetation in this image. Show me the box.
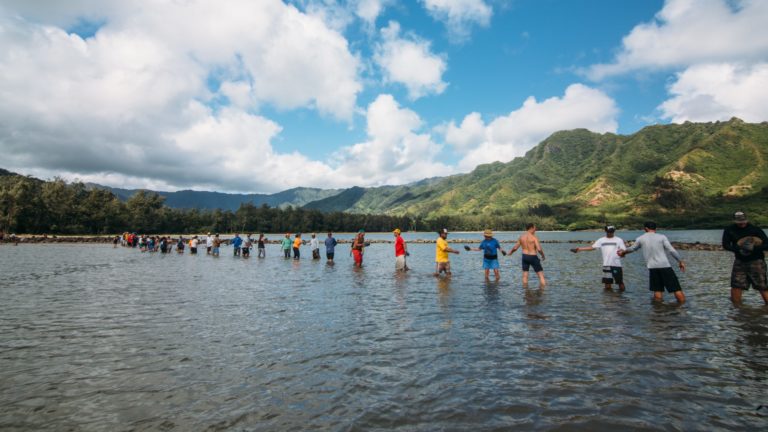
[0,234,723,251]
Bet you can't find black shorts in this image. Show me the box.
[190,247,197,254]
[522,254,543,272]
[207,246,212,252]
[602,266,624,284]
[649,267,682,292]
[731,259,767,291]
[242,247,250,256]
[326,252,335,260]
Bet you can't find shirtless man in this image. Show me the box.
[507,223,546,287]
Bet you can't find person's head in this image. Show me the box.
[311,233,316,238]
[483,229,493,238]
[215,233,219,238]
[605,225,616,238]
[285,233,290,238]
[393,228,401,237]
[207,232,211,236]
[643,221,657,232]
[526,223,536,232]
[193,235,198,239]
[296,233,301,238]
[235,233,240,238]
[327,231,333,237]
[438,228,448,239]
[734,211,748,228]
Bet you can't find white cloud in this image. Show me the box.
[333,94,455,185]
[586,0,768,80]
[374,21,448,100]
[355,0,390,26]
[444,84,619,170]
[0,1,369,193]
[421,0,492,42]
[658,63,768,123]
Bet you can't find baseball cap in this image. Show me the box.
[438,228,448,235]
[605,225,616,232]
[393,228,401,234]
[734,211,747,222]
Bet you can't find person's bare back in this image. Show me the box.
[517,232,541,255]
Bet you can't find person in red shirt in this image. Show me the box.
[394,228,409,272]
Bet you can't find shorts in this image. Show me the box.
[326,252,335,260]
[483,258,500,270]
[190,247,197,255]
[242,247,250,256]
[731,259,767,291]
[396,255,407,270]
[353,249,363,265]
[436,262,450,273]
[312,249,320,260]
[602,266,624,284]
[212,247,220,255]
[649,267,682,293]
[522,254,543,272]
[207,246,212,253]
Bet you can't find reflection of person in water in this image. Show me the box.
[722,211,768,306]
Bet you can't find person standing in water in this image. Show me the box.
[231,234,243,257]
[352,230,366,267]
[257,234,266,258]
[619,221,686,304]
[242,234,253,258]
[467,229,505,281]
[212,234,222,257]
[434,229,459,277]
[507,223,546,287]
[325,232,337,262]
[176,236,185,254]
[722,211,768,305]
[394,229,409,272]
[281,233,292,258]
[190,235,199,255]
[571,225,626,291]
[310,233,320,260]
[293,233,302,260]
[206,232,213,255]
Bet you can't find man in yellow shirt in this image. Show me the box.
[434,228,460,277]
[293,233,302,260]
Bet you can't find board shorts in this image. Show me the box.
[326,252,335,260]
[212,247,220,255]
[522,254,543,272]
[352,249,363,265]
[649,267,681,292]
[483,257,500,270]
[602,266,623,284]
[731,259,767,291]
[396,255,407,270]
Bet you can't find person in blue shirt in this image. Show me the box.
[466,229,506,281]
[324,231,338,263]
[231,234,243,257]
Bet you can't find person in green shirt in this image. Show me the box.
[281,233,292,258]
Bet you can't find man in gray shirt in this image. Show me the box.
[618,221,687,304]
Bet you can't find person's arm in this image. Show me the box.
[507,239,521,255]
[620,238,641,256]
[757,228,768,252]
[662,236,686,272]
[535,237,545,260]
[722,228,737,252]
[570,246,595,253]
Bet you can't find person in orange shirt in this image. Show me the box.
[293,233,302,260]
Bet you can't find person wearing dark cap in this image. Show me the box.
[571,225,627,291]
[722,211,768,305]
[619,222,686,304]
[434,228,459,277]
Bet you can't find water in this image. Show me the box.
[1,231,766,431]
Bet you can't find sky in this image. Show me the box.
[1,0,767,193]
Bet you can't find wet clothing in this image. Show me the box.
[352,249,363,266]
[722,223,767,262]
[625,233,681,269]
[281,238,292,257]
[522,254,543,272]
[325,237,337,254]
[479,238,501,259]
[396,255,407,271]
[731,259,767,291]
[592,236,626,267]
[395,236,406,257]
[649,267,682,292]
[483,257,500,270]
[602,266,624,285]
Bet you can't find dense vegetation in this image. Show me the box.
[304,118,768,229]
[0,176,414,235]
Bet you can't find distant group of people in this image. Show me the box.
[117,210,767,306]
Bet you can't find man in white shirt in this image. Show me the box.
[205,232,213,255]
[310,233,320,260]
[571,225,626,291]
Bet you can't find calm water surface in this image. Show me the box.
[1,231,766,431]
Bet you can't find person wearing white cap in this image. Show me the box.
[571,225,626,291]
[434,228,459,277]
[722,211,768,305]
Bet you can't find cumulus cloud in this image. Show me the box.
[421,0,492,42]
[0,1,367,193]
[586,0,768,80]
[444,84,619,170]
[658,63,768,123]
[374,21,448,100]
[333,94,455,185]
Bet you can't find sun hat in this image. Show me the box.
[483,229,493,237]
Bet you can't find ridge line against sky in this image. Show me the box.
[0,0,767,194]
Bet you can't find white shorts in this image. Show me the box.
[395,255,407,270]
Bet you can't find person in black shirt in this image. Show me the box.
[722,211,768,305]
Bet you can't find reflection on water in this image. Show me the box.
[0,240,767,431]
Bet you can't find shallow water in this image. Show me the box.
[1,234,767,431]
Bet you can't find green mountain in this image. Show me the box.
[302,118,768,228]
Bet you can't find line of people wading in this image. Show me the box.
[118,211,767,306]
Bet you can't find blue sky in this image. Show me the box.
[0,0,766,192]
